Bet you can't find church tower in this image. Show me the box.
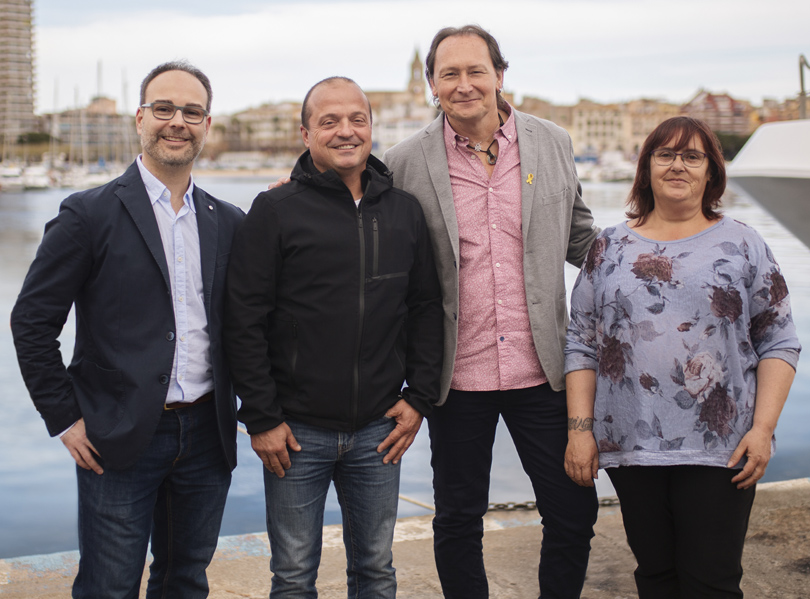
[408,49,425,101]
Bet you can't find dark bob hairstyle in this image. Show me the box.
[626,116,727,226]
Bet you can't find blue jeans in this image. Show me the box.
[428,385,598,599]
[73,400,231,599]
[263,416,400,599]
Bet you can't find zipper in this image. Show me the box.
[353,206,366,429]
[290,320,298,395]
[372,217,379,278]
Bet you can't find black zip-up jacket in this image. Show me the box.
[224,152,443,434]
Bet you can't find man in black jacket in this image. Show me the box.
[224,77,443,598]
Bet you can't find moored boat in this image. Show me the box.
[727,119,810,248]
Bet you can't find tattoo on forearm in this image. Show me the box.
[568,417,594,431]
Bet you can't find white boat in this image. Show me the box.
[0,165,24,191]
[727,119,810,248]
[22,165,52,189]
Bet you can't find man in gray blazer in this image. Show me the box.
[383,25,599,599]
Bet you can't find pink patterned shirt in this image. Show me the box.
[444,109,547,391]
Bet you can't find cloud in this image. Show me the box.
[34,0,810,114]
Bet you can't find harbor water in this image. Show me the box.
[1,177,808,559]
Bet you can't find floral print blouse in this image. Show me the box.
[564,217,801,469]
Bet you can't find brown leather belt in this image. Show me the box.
[164,391,213,411]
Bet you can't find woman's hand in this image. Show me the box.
[728,358,796,489]
[564,369,599,487]
[728,426,774,489]
[565,430,599,487]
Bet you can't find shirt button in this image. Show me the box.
[180,336,186,342]
[497,299,503,305]
[179,375,184,381]
[495,263,500,267]
[491,224,497,229]
[178,257,183,263]
[178,296,184,302]
[488,187,494,192]
[499,336,505,342]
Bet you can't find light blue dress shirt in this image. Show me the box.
[137,156,213,404]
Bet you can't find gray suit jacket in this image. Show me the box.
[384,110,598,401]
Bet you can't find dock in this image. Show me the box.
[1,478,808,598]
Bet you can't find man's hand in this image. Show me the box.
[564,431,599,487]
[251,423,301,477]
[728,426,773,489]
[268,176,291,190]
[377,399,423,465]
[61,418,103,474]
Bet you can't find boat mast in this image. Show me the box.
[800,54,808,120]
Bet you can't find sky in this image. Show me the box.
[32,0,810,117]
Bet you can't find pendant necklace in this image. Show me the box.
[467,112,505,165]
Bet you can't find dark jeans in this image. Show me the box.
[607,465,756,599]
[427,385,598,599]
[73,400,231,599]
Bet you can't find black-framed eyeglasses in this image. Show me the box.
[651,149,707,168]
[141,102,209,124]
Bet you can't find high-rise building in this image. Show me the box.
[0,0,36,158]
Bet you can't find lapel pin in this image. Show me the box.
[526,174,534,185]
[208,205,214,210]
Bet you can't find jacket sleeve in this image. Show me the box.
[400,204,444,416]
[564,137,599,268]
[10,195,91,436]
[224,193,285,434]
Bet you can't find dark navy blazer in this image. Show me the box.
[11,162,244,470]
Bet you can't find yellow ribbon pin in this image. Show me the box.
[526,174,534,185]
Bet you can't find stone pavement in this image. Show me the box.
[1,478,808,598]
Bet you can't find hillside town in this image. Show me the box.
[0,0,804,188]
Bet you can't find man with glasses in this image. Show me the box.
[11,61,243,598]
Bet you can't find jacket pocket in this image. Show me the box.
[540,187,568,205]
[74,359,125,438]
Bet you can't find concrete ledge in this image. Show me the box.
[2,478,808,598]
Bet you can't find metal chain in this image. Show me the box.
[487,501,536,512]
[485,496,620,512]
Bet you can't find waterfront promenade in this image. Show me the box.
[2,477,807,598]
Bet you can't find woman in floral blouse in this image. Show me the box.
[564,116,800,599]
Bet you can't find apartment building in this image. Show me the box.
[681,89,754,135]
[0,0,36,157]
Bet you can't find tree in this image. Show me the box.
[714,132,752,161]
[17,132,53,145]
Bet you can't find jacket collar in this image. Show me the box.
[113,161,217,303]
[290,150,393,204]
